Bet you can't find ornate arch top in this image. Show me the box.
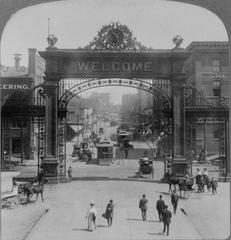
[82,22,151,51]
[58,77,172,109]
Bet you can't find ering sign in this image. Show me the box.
[76,61,152,72]
[0,77,32,92]
[0,84,30,90]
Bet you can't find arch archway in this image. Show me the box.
[58,78,172,109]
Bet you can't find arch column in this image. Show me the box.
[42,75,59,183]
[171,73,188,176]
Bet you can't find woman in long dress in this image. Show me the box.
[105,200,114,227]
[86,202,97,231]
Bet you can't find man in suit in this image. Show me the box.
[139,194,148,221]
[162,205,172,235]
[171,190,179,214]
[156,195,165,221]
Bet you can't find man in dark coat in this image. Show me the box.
[171,190,179,214]
[156,195,165,221]
[139,194,148,221]
[105,200,114,227]
[37,168,45,184]
[162,205,172,235]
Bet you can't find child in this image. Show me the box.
[210,177,218,194]
[68,166,72,181]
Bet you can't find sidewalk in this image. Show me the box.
[1,202,48,240]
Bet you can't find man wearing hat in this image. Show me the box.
[156,195,165,221]
[139,194,148,221]
[86,201,97,231]
[162,205,172,235]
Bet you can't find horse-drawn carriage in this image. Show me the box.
[138,158,154,178]
[166,171,211,197]
[72,142,92,161]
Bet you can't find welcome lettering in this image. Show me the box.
[76,61,152,72]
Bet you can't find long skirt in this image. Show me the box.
[87,213,95,231]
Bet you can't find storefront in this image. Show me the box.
[1,76,33,169]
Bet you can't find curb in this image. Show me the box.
[22,208,49,240]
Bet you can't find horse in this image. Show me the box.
[22,182,44,202]
[195,174,205,193]
[165,172,180,193]
[202,175,211,192]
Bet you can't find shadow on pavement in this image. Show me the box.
[72,176,160,184]
[127,218,159,223]
[147,232,163,235]
[146,220,160,223]
[97,224,108,228]
[127,218,142,221]
[72,228,89,232]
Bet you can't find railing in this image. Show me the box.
[184,84,229,109]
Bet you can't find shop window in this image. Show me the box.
[11,119,27,128]
[12,137,21,154]
[213,80,221,97]
[212,59,221,73]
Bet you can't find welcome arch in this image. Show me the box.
[0,0,230,182]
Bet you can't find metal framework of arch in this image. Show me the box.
[58,78,172,109]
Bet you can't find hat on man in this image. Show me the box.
[90,200,95,205]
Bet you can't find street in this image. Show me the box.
[1,125,229,240]
[7,178,230,240]
[2,147,230,240]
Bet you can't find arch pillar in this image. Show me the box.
[172,74,186,157]
[42,75,59,183]
[171,73,188,176]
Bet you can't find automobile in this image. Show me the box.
[72,144,81,157]
[138,157,154,177]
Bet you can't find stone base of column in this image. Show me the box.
[42,157,58,184]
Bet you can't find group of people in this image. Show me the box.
[86,199,114,231]
[195,168,218,194]
[86,194,175,235]
[139,194,175,236]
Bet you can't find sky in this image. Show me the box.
[0,0,228,103]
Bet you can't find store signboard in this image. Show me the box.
[0,76,33,101]
[0,65,28,76]
[0,77,32,92]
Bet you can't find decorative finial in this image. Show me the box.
[173,35,183,48]
[47,18,58,48]
[47,34,58,48]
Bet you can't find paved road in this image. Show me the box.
[2,149,229,240]
[21,180,229,240]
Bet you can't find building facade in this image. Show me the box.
[1,49,45,169]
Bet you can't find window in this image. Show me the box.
[11,119,27,128]
[212,59,221,73]
[213,79,221,96]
